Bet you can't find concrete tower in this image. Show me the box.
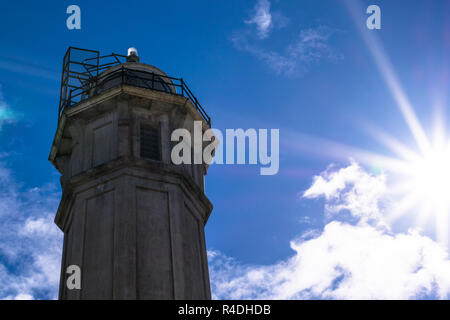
[49,47,213,299]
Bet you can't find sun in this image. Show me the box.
[366,121,450,245]
[407,143,450,207]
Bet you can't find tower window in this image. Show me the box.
[140,124,161,161]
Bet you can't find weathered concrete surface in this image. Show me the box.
[50,72,213,300]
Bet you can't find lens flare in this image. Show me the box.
[343,0,450,244]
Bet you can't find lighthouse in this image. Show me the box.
[49,47,213,299]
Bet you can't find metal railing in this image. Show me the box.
[58,47,211,127]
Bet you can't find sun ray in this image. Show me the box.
[385,189,422,224]
[287,1,449,244]
[344,0,431,155]
[342,0,450,245]
[415,200,433,229]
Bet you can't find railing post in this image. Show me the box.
[181,78,184,96]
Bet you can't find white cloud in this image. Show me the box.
[13,293,34,300]
[22,216,61,238]
[209,162,450,300]
[0,162,62,300]
[232,25,342,76]
[288,27,342,64]
[232,1,341,75]
[245,0,273,39]
[303,161,387,226]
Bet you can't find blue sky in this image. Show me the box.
[1,0,450,299]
